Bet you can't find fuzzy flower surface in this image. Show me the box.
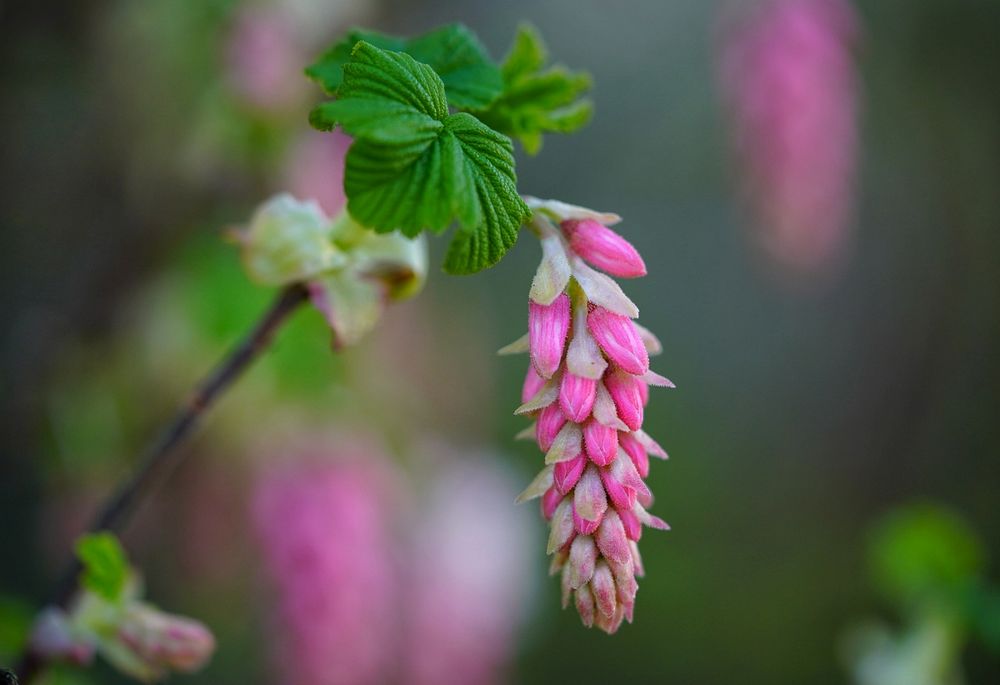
[720,0,860,275]
[508,198,672,633]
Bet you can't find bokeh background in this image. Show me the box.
[2,0,1000,683]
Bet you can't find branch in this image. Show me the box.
[15,283,310,683]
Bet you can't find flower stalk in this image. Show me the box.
[15,283,309,683]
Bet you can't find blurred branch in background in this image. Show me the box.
[842,503,1000,685]
[14,284,308,684]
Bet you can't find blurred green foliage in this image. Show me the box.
[76,534,129,603]
[869,504,983,609]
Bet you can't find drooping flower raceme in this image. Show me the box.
[508,198,672,634]
[719,0,859,274]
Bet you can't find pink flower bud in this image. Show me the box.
[536,404,568,452]
[573,465,608,529]
[29,608,95,666]
[529,293,571,378]
[559,372,598,422]
[560,564,573,609]
[619,507,642,541]
[574,585,596,628]
[595,509,631,566]
[637,378,650,406]
[541,486,563,521]
[611,557,638,607]
[117,604,216,674]
[619,432,650,478]
[610,449,652,506]
[522,366,546,404]
[550,549,569,577]
[594,605,627,635]
[587,307,649,375]
[573,506,602,535]
[590,561,618,619]
[547,496,576,553]
[630,541,645,577]
[562,219,647,278]
[568,535,598,589]
[599,466,636,512]
[583,419,619,467]
[553,454,587,495]
[603,369,645,431]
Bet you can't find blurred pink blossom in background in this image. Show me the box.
[400,455,535,685]
[719,0,860,276]
[283,129,350,215]
[252,439,534,685]
[225,6,308,111]
[253,442,399,685]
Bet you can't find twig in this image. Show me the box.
[14,283,310,683]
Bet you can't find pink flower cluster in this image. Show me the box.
[511,198,672,633]
[252,442,533,684]
[719,0,860,274]
[253,450,398,685]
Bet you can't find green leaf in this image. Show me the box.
[306,24,503,110]
[313,42,530,274]
[501,22,547,82]
[76,532,129,603]
[474,24,593,154]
